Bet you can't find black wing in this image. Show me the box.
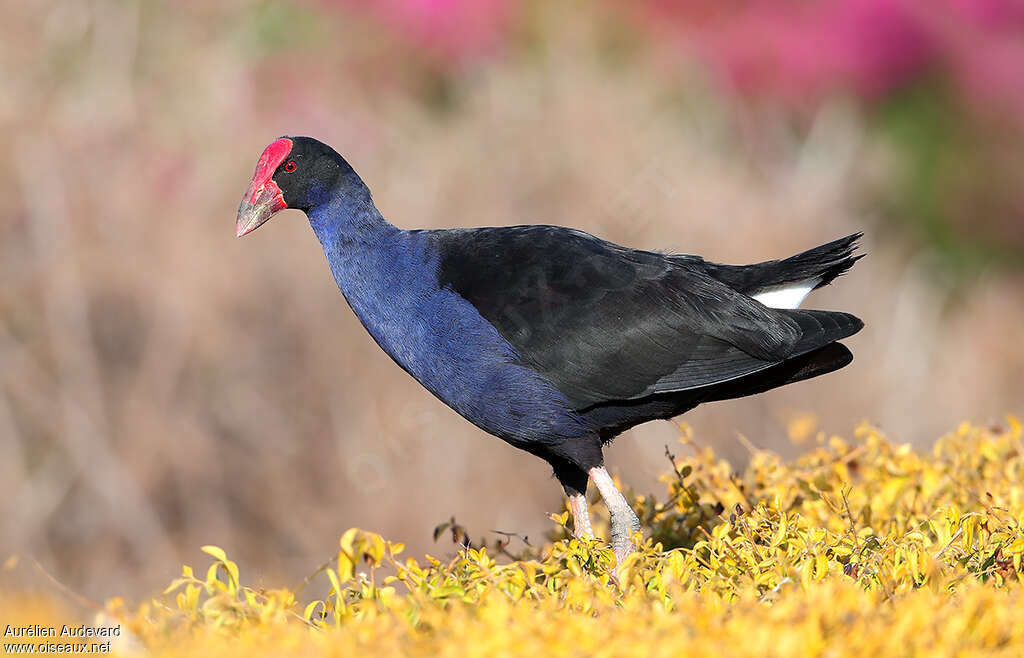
[429,225,862,410]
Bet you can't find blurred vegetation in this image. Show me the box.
[325,0,1024,278]
[873,83,1024,282]
[2,0,1022,605]
[6,419,1024,656]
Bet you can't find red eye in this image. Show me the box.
[283,160,297,173]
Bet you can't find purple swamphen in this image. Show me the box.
[237,136,864,562]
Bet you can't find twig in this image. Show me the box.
[840,487,861,552]
[31,557,103,613]
[664,445,686,487]
[735,432,759,457]
[492,530,533,548]
[933,528,963,561]
[294,554,338,595]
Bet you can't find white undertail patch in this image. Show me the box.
[752,279,819,309]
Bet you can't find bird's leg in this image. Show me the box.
[566,488,594,539]
[589,466,640,563]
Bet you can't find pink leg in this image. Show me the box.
[589,466,640,563]
[568,492,593,538]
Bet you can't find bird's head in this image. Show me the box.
[236,136,354,237]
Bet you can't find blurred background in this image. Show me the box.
[1,0,1022,600]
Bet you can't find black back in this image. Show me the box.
[430,225,862,411]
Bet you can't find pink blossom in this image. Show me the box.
[331,0,515,64]
[633,0,1024,116]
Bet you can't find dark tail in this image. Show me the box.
[703,232,864,295]
[701,342,854,403]
[784,308,864,359]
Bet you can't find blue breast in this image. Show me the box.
[307,200,589,447]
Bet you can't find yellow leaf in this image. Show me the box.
[801,558,814,589]
[815,553,828,580]
[340,528,360,558]
[787,413,818,443]
[224,559,240,593]
[304,600,324,621]
[326,568,342,596]
[368,533,386,565]
[548,512,569,526]
[162,578,188,595]
[205,562,220,587]
[1008,414,1022,440]
[772,516,788,548]
[201,545,228,563]
[335,554,353,582]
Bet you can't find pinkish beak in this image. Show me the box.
[236,137,293,237]
[236,180,287,237]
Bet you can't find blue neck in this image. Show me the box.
[302,187,589,446]
[307,187,401,253]
[304,189,423,339]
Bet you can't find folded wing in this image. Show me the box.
[430,225,862,410]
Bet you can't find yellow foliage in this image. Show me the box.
[9,418,1024,657]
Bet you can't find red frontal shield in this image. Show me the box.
[236,137,292,236]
